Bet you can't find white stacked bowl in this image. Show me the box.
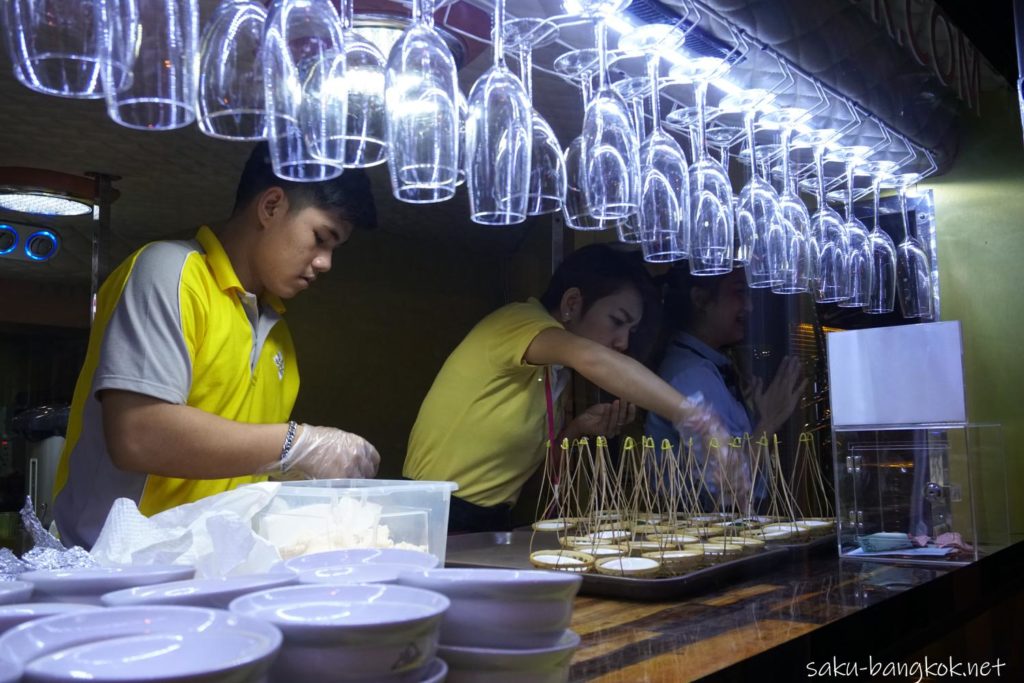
[0,605,281,682]
[398,568,582,681]
[100,572,299,609]
[230,583,449,683]
[439,630,581,683]
[21,565,195,605]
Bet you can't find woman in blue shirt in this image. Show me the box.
[646,266,806,508]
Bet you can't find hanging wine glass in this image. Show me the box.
[611,75,649,243]
[761,107,811,294]
[861,160,899,314]
[2,0,133,99]
[107,0,199,130]
[891,173,935,318]
[619,24,689,264]
[197,0,267,141]
[506,17,565,216]
[465,0,532,225]
[456,88,467,187]
[670,57,734,276]
[570,0,640,221]
[704,107,742,265]
[723,89,783,288]
[664,105,700,162]
[386,0,460,202]
[263,0,345,182]
[828,146,873,308]
[554,48,618,232]
[796,129,847,302]
[332,0,387,168]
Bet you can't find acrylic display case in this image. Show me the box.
[827,322,1010,566]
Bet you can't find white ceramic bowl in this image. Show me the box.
[230,583,449,683]
[0,605,281,682]
[297,564,402,586]
[283,548,439,574]
[438,629,580,683]
[421,657,448,683]
[0,603,98,635]
[0,656,18,683]
[397,568,581,649]
[100,572,299,609]
[0,582,32,605]
[22,565,195,605]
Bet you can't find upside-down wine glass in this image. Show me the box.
[830,146,873,308]
[571,0,640,220]
[107,0,199,130]
[663,105,699,163]
[198,0,268,140]
[611,75,648,243]
[671,57,734,275]
[798,129,847,302]
[263,0,345,181]
[761,107,811,294]
[507,17,566,216]
[465,0,532,225]
[2,0,133,99]
[333,0,387,168]
[555,48,618,232]
[892,173,935,318]
[620,24,689,263]
[862,160,899,314]
[386,0,460,202]
[726,90,783,287]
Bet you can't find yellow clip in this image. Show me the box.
[642,436,655,449]
[622,436,636,451]
[578,436,589,446]
[708,436,720,449]
[596,436,608,447]
[660,438,674,453]
[799,432,812,443]
[757,434,769,448]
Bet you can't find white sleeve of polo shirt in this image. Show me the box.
[93,240,196,405]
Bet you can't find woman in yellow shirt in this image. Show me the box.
[403,244,734,533]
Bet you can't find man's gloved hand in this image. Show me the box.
[281,424,380,479]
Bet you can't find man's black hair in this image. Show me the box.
[540,243,660,361]
[233,142,377,230]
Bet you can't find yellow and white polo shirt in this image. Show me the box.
[53,226,299,548]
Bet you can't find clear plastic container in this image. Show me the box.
[252,479,458,564]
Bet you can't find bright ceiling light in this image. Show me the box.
[0,167,109,218]
[0,192,91,216]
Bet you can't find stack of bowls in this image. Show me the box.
[0,605,282,682]
[399,568,582,682]
[230,583,450,682]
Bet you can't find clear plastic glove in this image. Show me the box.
[672,398,751,508]
[279,424,380,479]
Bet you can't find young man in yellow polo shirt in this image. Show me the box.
[53,143,380,548]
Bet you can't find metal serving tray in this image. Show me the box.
[445,531,794,601]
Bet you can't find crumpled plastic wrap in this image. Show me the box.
[16,497,96,572]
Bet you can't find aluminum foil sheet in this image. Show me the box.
[16,497,96,571]
[0,548,28,581]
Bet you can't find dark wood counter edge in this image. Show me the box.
[699,540,1024,682]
